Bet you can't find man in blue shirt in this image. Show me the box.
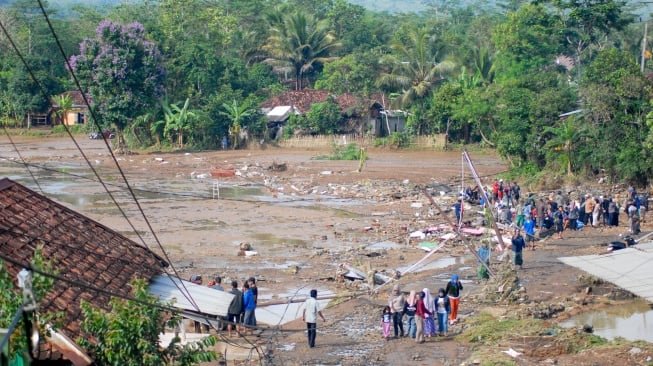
[511,229,526,270]
[523,216,536,250]
[242,283,256,334]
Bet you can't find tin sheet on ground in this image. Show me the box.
[558,242,653,303]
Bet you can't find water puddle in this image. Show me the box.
[365,241,402,251]
[560,300,653,342]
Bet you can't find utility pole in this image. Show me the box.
[642,22,648,73]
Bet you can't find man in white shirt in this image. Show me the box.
[302,289,326,348]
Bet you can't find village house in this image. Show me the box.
[0,178,232,365]
[261,89,408,138]
[50,91,90,126]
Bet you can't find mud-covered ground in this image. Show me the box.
[1,134,652,366]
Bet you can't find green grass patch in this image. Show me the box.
[458,312,543,346]
[314,143,367,161]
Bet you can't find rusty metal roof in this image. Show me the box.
[260,89,366,114]
[559,242,653,303]
[0,178,167,355]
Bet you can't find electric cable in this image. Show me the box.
[1,126,43,194]
[28,2,201,312]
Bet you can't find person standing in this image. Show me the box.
[210,276,224,291]
[511,229,526,270]
[388,284,405,338]
[382,306,392,340]
[422,288,436,338]
[403,291,417,339]
[227,280,243,337]
[435,288,451,336]
[554,206,565,239]
[453,199,462,225]
[523,216,536,250]
[247,277,258,327]
[445,274,463,325]
[302,289,326,348]
[242,283,256,334]
[585,195,595,226]
[608,199,618,227]
[414,291,430,343]
[592,198,601,228]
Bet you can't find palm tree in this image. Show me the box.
[264,11,341,90]
[220,100,253,149]
[377,27,455,107]
[52,94,73,125]
[544,117,582,176]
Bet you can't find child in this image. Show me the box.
[382,306,392,340]
[435,288,451,336]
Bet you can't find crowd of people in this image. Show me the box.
[472,180,649,239]
[382,276,464,343]
[189,275,259,336]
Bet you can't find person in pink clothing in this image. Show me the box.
[382,306,392,340]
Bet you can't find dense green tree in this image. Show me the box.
[70,20,165,151]
[79,279,218,366]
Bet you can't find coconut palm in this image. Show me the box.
[264,11,341,90]
[377,27,455,107]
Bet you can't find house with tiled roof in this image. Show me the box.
[0,178,168,364]
[0,179,236,365]
[261,90,407,137]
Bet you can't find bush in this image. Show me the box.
[52,124,89,134]
[315,143,367,161]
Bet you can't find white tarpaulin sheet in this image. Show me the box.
[558,242,653,303]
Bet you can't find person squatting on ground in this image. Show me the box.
[511,229,526,270]
[389,284,405,338]
[403,290,417,339]
[445,274,463,325]
[435,288,450,336]
[302,289,326,348]
[382,306,392,340]
[414,291,430,343]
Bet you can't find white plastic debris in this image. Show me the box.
[502,348,522,358]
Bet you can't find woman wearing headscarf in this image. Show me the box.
[445,274,463,325]
[422,288,436,338]
[403,290,417,338]
[388,284,405,338]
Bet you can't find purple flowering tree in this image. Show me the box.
[70,20,165,151]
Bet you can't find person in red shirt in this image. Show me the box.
[414,291,431,343]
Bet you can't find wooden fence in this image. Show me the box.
[276,134,446,149]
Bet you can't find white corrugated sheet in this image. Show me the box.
[148,275,234,317]
[558,242,653,303]
[266,105,294,122]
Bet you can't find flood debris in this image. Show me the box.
[268,161,287,172]
[480,262,527,303]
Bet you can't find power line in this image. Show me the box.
[1,127,43,195]
[0,15,199,313]
[34,0,201,313]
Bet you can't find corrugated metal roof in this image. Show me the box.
[558,242,653,303]
[148,275,234,317]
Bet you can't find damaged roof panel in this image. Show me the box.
[558,242,653,303]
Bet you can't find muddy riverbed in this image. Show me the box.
[2,134,652,365]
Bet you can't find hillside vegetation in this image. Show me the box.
[1,0,653,183]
